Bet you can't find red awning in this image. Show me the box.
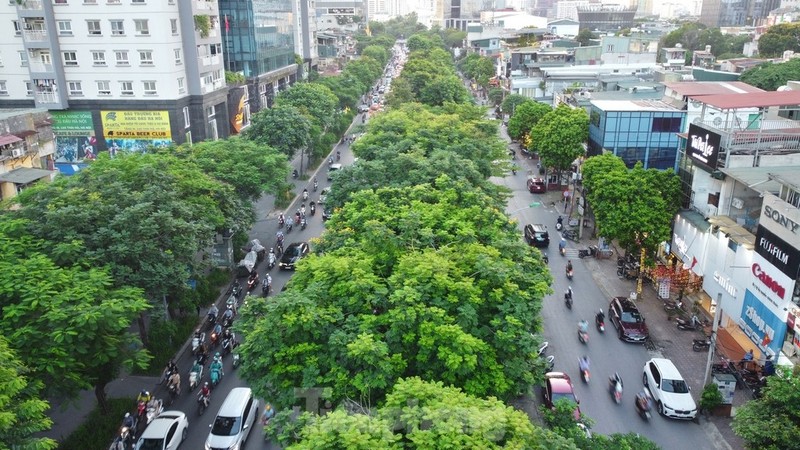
[0,135,22,146]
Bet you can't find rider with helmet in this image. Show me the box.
[595,309,605,325]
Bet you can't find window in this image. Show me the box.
[57,21,72,36]
[120,81,133,95]
[177,77,185,94]
[139,50,153,65]
[0,81,7,95]
[110,20,124,35]
[87,20,101,35]
[174,48,182,64]
[206,105,215,118]
[13,20,22,36]
[91,51,106,66]
[132,0,145,3]
[183,106,190,127]
[651,117,681,133]
[170,18,178,35]
[115,50,129,65]
[19,51,28,67]
[68,81,82,95]
[63,52,78,66]
[97,80,111,95]
[54,0,68,4]
[184,130,191,145]
[134,19,149,35]
[25,81,33,96]
[210,43,221,55]
[143,80,156,95]
[83,0,97,4]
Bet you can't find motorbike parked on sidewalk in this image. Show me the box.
[677,315,703,331]
[693,338,712,352]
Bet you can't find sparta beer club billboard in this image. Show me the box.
[686,123,721,172]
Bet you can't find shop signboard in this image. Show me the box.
[741,289,787,356]
[101,110,172,153]
[749,252,794,314]
[755,224,800,279]
[687,123,721,172]
[759,193,800,249]
[51,111,98,163]
[228,86,247,134]
[671,212,708,275]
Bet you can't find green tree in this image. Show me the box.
[0,218,150,410]
[419,74,470,106]
[276,82,339,130]
[171,137,289,202]
[317,75,364,110]
[441,28,466,48]
[507,100,552,141]
[0,336,57,450]
[501,94,530,116]
[244,105,312,159]
[582,155,680,255]
[343,57,383,90]
[384,77,416,107]
[459,53,496,88]
[733,368,800,449]
[487,87,504,105]
[757,23,800,57]
[531,105,588,176]
[740,58,800,91]
[362,45,389,66]
[576,28,598,47]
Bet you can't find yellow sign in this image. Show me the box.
[101,110,172,139]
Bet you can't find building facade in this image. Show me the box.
[576,4,637,32]
[0,108,56,199]
[1,0,230,169]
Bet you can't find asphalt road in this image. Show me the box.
[501,168,729,450]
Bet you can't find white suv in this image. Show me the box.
[642,358,697,420]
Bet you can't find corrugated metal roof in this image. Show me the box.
[0,167,53,184]
[0,135,22,146]
[692,91,800,109]
[663,81,764,96]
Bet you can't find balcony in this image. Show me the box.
[23,29,48,42]
[35,91,58,104]
[201,79,224,94]
[16,0,43,10]
[28,61,54,73]
[195,0,210,9]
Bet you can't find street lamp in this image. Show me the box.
[636,231,649,295]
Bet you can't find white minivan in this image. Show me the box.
[205,387,259,450]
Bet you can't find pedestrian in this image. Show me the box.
[195,301,201,317]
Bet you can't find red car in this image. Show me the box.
[527,177,546,193]
[542,372,581,419]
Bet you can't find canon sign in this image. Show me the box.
[686,124,721,172]
[752,263,786,299]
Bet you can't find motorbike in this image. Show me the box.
[542,251,549,264]
[303,189,308,201]
[278,215,285,228]
[559,239,567,256]
[262,278,271,296]
[197,392,210,416]
[189,365,203,391]
[578,359,591,383]
[578,322,589,344]
[564,289,573,309]
[310,202,316,216]
[663,299,685,314]
[693,338,712,352]
[276,242,284,256]
[609,373,623,404]
[596,315,605,333]
[210,367,222,387]
[205,311,217,330]
[336,150,341,161]
[556,216,563,231]
[313,179,318,191]
[222,333,236,356]
[286,221,293,233]
[267,252,276,270]
[566,268,574,280]
[292,169,298,179]
[167,383,179,406]
[191,331,205,355]
[537,341,555,372]
[232,351,241,369]
[231,282,242,299]
[301,218,307,230]
[210,327,221,348]
[247,272,259,291]
[635,388,654,420]
[137,398,162,426]
[677,315,703,331]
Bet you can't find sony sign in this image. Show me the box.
[755,225,800,279]
[764,204,799,234]
[686,123,721,172]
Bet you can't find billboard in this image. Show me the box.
[101,110,172,153]
[755,224,800,279]
[51,111,98,163]
[228,86,247,134]
[686,123,721,172]
[741,289,787,356]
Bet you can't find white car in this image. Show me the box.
[134,410,188,450]
[642,358,698,420]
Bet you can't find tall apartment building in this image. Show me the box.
[700,0,780,26]
[0,0,230,170]
[218,0,297,128]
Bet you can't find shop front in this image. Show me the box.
[668,210,710,304]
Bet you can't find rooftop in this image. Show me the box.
[691,91,800,109]
[590,99,679,112]
[719,166,800,196]
[664,81,764,96]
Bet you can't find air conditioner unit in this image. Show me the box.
[731,197,744,209]
[10,148,23,158]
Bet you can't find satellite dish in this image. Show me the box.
[692,117,702,124]
[713,116,723,126]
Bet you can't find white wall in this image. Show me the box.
[702,233,752,321]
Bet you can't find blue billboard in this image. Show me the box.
[741,290,787,356]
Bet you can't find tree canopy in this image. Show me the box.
[659,21,753,64]
[531,105,589,173]
[276,82,339,130]
[740,58,800,91]
[507,100,552,142]
[244,105,312,159]
[458,53,496,88]
[757,23,800,57]
[582,154,681,254]
[733,368,800,449]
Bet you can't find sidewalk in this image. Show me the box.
[500,124,745,449]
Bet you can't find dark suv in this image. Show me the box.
[527,178,547,194]
[524,224,549,247]
[608,296,649,343]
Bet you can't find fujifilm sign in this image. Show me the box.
[687,124,721,171]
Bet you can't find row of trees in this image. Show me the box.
[659,22,751,62]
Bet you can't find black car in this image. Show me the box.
[608,296,650,343]
[279,242,309,270]
[524,224,549,247]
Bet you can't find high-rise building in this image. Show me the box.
[294,0,319,73]
[1,0,230,165]
[700,0,780,27]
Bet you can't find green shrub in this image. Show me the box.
[59,398,130,450]
[699,383,724,414]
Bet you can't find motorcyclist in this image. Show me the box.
[278,213,285,227]
[300,204,306,216]
[276,231,284,245]
[196,343,208,365]
[578,319,589,334]
[336,150,341,161]
[566,260,573,275]
[136,389,151,404]
[579,355,590,373]
[122,412,135,429]
[207,304,219,323]
[292,169,298,178]
[636,389,652,412]
[163,359,178,382]
[190,359,202,377]
[595,309,605,325]
[609,372,623,393]
[210,353,224,378]
[295,211,301,224]
[313,178,318,191]
[565,286,573,300]
[168,371,181,393]
[212,322,223,339]
[264,274,272,292]
[303,188,308,200]
[261,403,275,425]
[221,306,234,324]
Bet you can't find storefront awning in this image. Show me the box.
[0,167,53,184]
[0,134,22,146]
[708,215,756,249]
[678,210,711,232]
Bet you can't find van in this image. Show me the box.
[524,224,549,247]
[327,163,342,180]
[205,387,259,450]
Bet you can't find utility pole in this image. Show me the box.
[702,294,723,386]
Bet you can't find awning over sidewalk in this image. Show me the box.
[0,167,53,184]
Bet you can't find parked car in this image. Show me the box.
[134,411,188,450]
[643,358,697,420]
[358,104,369,113]
[524,224,550,248]
[542,372,581,420]
[205,388,259,450]
[608,296,650,343]
[279,242,310,270]
[527,177,547,193]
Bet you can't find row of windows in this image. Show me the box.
[0,79,185,97]
[52,0,177,5]
[13,18,185,37]
[19,49,182,67]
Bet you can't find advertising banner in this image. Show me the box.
[101,110,172,153]
[755,224,800,279]
[741,289,787,356]
[228,87,246,134]
[687,123,721,172]
[749,252,794,314]
[759,193,800,249]
[51,111,97,163]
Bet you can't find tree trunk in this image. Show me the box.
[138,313,148,347]
[95,382,110,414]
